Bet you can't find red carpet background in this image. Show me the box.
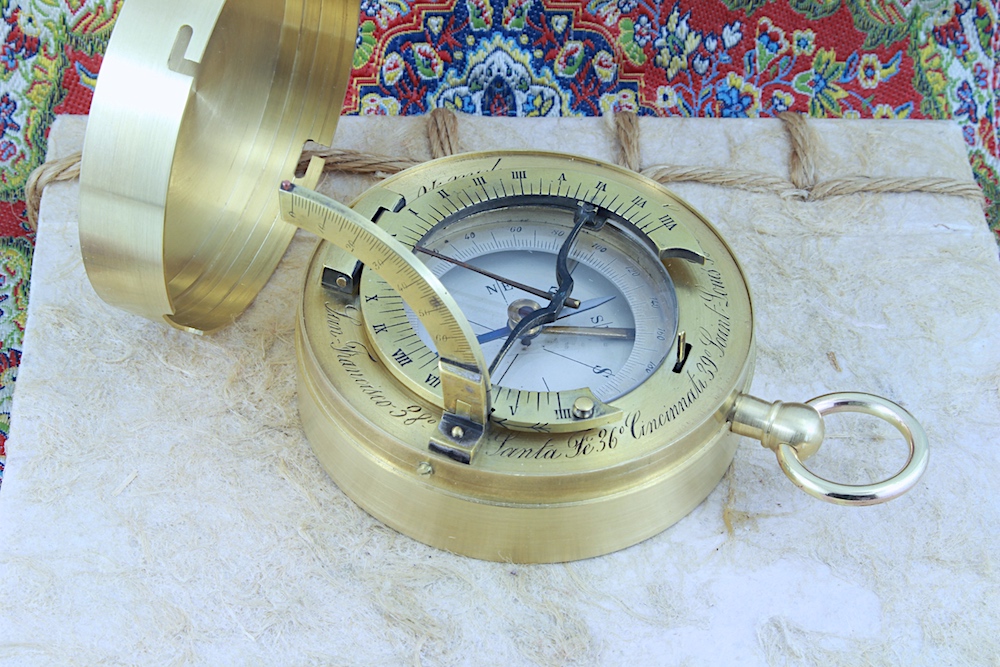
[0,0,997,485]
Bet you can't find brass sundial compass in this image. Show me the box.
[78,0,928,563]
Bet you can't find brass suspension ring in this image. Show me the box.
[776,392,929,506]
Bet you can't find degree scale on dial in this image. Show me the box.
[364,202,676,417]
[357,166,712,435]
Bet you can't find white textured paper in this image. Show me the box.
[1,115,998,666]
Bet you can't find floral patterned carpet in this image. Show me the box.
[0,0,997,485]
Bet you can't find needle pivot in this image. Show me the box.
[508,298,543,341]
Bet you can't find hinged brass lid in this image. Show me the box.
[79,0,360,333]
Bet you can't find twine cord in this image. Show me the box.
[639,164,808,199]
[428,107,461,159]
[296,149,418,177]
[614,112,641,173]
[26,153,81,229]
[810,175,985,200]
[25,110,986,230]
[780,111,819,191]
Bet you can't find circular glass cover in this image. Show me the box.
[363,202,679,403]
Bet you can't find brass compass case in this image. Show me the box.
[295,153,757,562]
[285,154,927,562]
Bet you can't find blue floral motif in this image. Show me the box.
[771,91,793,112]
[793,32,812,53]
[0,140,15,162]
[962,123,976,146]
[436,38,565,116]
[758,31,781,55]
[522,91,548,116]
[0,46,16,72]
[973,63,988,89]
[810,70,830,96]
[634,15,654,47]
[955,81,977,122]
[355,1,625,117]
[717,82,752,118]
[0,94,20,139]
[1,6,41,74]
[452,92,477,114]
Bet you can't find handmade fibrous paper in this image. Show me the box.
[1,115,998,665]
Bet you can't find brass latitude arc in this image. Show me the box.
[277,181,492,464]
[78,0,360,333]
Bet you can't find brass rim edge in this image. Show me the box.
[79,0,359,333]
[296,316,745,562]
[295,255,757,502]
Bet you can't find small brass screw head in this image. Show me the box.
[573,396,596,419]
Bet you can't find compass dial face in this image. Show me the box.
[365,204,678,403]
[347,153,753,436]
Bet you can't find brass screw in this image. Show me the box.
[335,276,348,288]
[572,396,595,419]
[450,425,465,440]
[417,462,433,476]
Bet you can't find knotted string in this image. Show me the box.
[25,110,986,230]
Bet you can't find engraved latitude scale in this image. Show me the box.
[78,0,928,562]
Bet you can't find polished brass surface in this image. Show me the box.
[286,152,928,560]
[730,394,825,460]
[76,5,928,559]
[79,0,359,333]
[777,393,929,505]
[294,152,757,561]
[278,181,491,462]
